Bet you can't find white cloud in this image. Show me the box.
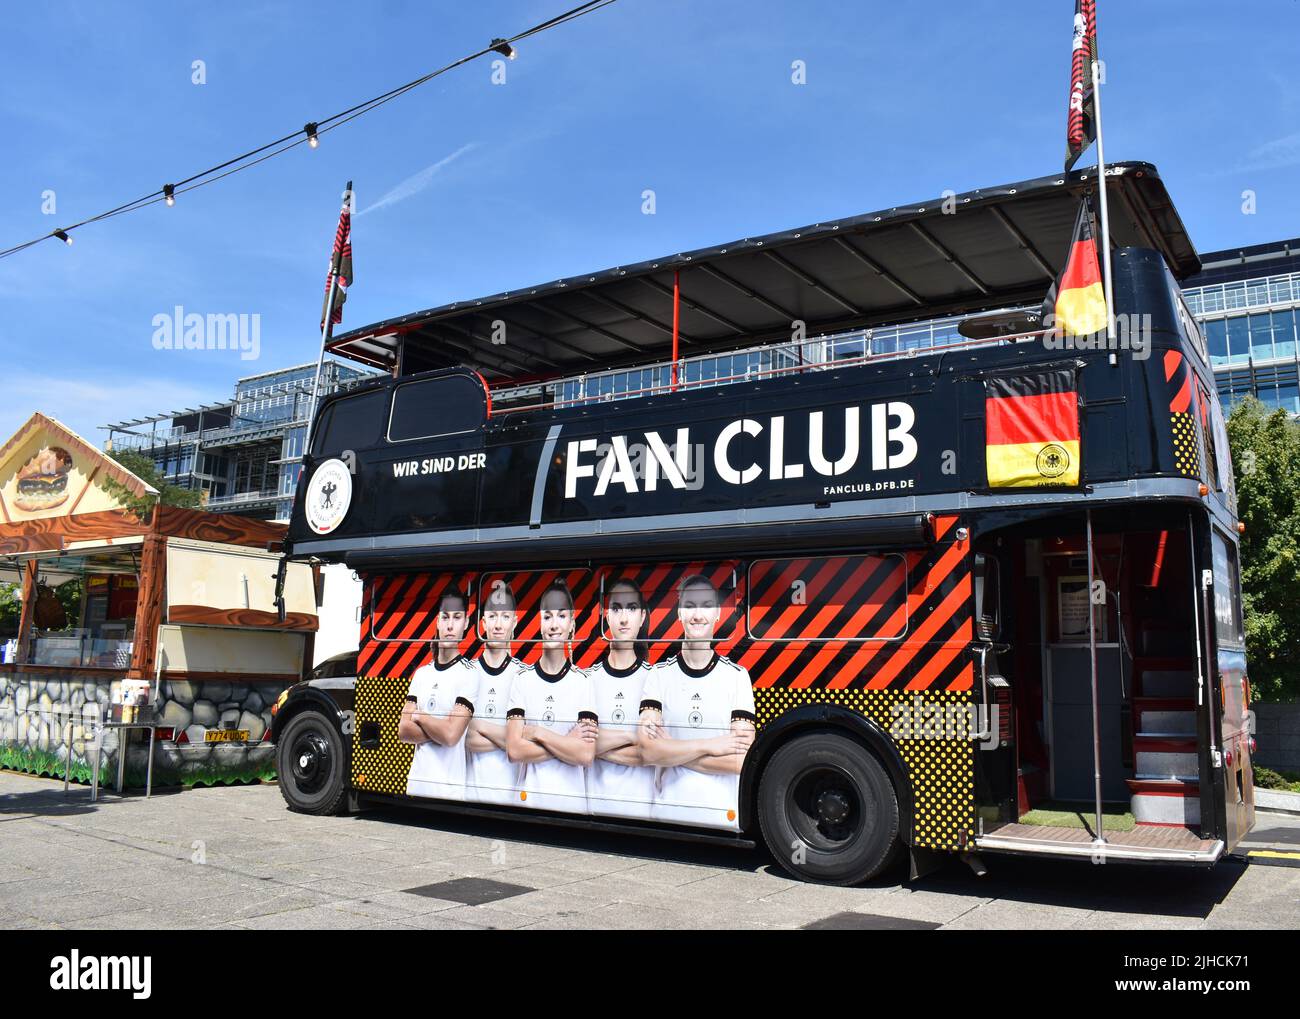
[356,143,477,215]
[1213,132,1300,176]
[0,373,215,450]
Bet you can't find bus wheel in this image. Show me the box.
[276,710,348,816]
[757,733,901,885]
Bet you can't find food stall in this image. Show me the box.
[0,413,318,787]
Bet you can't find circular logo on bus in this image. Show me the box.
[1035,444,1070,479]
[305,459,352,535]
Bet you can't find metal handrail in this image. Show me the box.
[492,328,1051,416]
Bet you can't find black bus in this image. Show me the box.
[271,162,1253,884]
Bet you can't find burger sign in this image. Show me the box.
[0,414,159,522]
[14,446,74,512]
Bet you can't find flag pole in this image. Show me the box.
[303,180,352,457]
[1089,48,1117,361]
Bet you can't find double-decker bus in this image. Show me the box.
[271,163,1253,884]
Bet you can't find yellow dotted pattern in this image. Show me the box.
[351,676,414,795]
[754,687,976,851]
[1171,411,1202,479]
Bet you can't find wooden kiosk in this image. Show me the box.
[0,413,317,787]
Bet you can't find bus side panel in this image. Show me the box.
[347,522,977,850]
[739,516,976,851]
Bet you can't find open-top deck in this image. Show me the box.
[325,162,1199,383]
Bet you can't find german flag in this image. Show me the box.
[1044,198,1108,338]
[985,369,1080,487]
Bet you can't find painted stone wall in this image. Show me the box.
[0,671,287,787]
[1254,703,1300,774]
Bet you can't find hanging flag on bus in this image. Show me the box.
[1065,0,1099,171]
[321,199,353,328]
[1043,198,1108,338]
[985,369,1081,488]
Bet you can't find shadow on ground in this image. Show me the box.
[352,802,1248,919]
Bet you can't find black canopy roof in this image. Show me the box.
[328,161,1198,380]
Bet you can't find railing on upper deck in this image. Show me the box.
[489,312,1046,416]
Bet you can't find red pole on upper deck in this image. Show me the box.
[671,269,680,391]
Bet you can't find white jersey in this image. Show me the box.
[508,660,596,815]
[404,656,477,801]
[641,654,756,830]
[466,655,524,805]
[588,656,656,820]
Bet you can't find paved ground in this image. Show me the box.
[1,771,1298,930]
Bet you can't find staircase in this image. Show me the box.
[1126,660,1201,827]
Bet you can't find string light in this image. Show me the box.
[0,0,618,259]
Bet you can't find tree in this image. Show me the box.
[0,582,18,638]
[102,448,202,517]
[1225,398,1300,701]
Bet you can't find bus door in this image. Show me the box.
[972,551,1016,825]
[1204,527,1254,850]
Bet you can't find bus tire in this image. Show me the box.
[757,732,901,885]
[276,709,348,816]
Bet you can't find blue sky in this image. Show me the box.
[3,0,1298,443]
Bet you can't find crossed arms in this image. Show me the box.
[636,708,755,775]
[398,698,472,747]
[506,713,598,767]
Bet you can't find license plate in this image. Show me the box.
[205,729,250,743]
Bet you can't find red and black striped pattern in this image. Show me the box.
[322,204,352,327]
[746,554,906,642]
[587,560,742,667]
[357,572,478,677]
[358,522,971,691]
[1065,0,1098,170]
[735,515,972,692]
[480,568,601,666]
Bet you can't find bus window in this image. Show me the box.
[477,570,596,665]
[597,564,740,656]
[1211,531,1245,648]
[388,373,489,442]
[745,555,907,641]
[973,554,1000,641]
[311,390,387,456]
[365,573,478,647]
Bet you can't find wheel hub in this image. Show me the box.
[816,789,852,824]
[291,731,332,793]
[788,766,863,849]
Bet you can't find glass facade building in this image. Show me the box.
[102,360,376,521]
[1179,238,1300,418]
